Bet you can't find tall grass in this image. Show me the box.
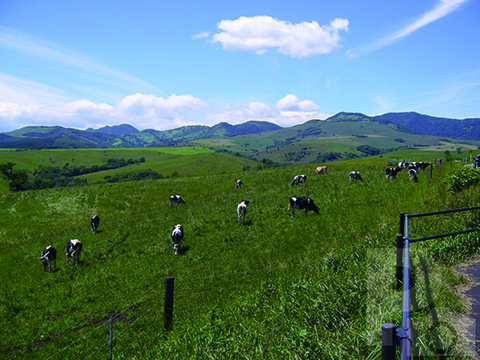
[0,158,478,359]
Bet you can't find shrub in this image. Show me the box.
[443,167,480,193]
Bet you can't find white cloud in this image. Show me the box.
[0,93,209,132]
[192,31,210,39]
[0,72,72,106]
[389,0,469,43]
[276,94,320,111]
[210,16,349,58]
[0,87,329,132]
[358,0,470,55]
[207,95,329,127]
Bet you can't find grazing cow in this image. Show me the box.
[399,161,409,169]
[91,215,100,233]
[291,175,307,186]
[409,169,418,182]
[169,195,186,207]
[416,162,431,172]
[235,180,243,188]
[287,197,320,218]
[66,239,82,266]
[40,245,57,272]
[385,167,401,180]
[349,171,362,183]
[315,166,328,175]
[171,224,184,255]
[237,200,250,225]
[473,154,480,168]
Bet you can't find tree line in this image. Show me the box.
[0,157,157,191]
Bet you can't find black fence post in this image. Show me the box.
[381,323,397,360]
[164,277,174,331]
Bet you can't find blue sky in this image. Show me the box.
[0,0,478,132]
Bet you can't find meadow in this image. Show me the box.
[1,150,480,359]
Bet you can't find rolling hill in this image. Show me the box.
[1,112,479,166]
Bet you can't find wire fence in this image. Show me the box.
[42,259,315,359]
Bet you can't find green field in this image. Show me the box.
[0,147,261,192]
[1,150,480,359]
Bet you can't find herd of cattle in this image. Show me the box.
[39,160,432,269]
[385,161,431,183]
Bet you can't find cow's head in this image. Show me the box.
[173,243,181,255]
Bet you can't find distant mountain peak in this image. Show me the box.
[94,124,139,136]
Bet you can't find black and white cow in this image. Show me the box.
[399,161,409,169]
[474,155,480,169]
[91,215,100,233]
[408,162,418,171]
[349,171,363,183]
[235,180,243,188]
[66,239,82,266]
[40,245,57,272]
[417,162,431,171]
[287,197,319,218]
[169,195,186,207]
[409,168,418,182]
[385,167,401,180]
[237,200,250,225]
[291,175,307,186]
[171,224,184,255]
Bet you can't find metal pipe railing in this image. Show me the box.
[384,206,480,359]
[400,216,411,360]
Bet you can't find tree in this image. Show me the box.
[0,162,15,178]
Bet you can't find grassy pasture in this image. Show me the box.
[0,148,259,191]
[0,153,479,359]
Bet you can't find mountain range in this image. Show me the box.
[1,112,479,165]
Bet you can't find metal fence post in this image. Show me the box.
[399,213,405,236]
[164,277,174,331]
[396,213,406,290]
[381,323,397,360]
[109,316,113,360]
[396,235,404,290]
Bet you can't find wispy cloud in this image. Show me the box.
[203,16,349,58]
[0,26,157,92]
[350,0,470,56]
[0,72,72,106]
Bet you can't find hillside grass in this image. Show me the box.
[1,153,480,359]
[0,148,260,191]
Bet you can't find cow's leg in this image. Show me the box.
[291,204,296,218]
[304,209,309,216]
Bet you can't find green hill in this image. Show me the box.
[1,112,479,166]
